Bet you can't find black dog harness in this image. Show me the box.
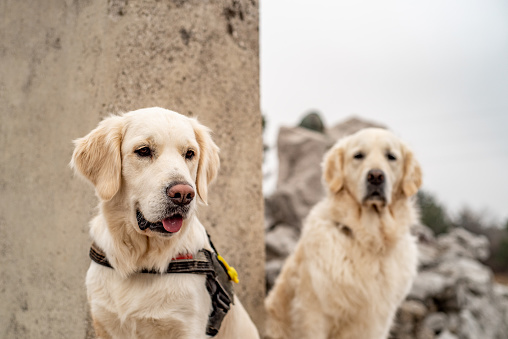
[89,240,235,337]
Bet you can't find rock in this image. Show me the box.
[391,300,428,339]
[459,284,508,339]
[412,224,440,268]
[399,300,428,319]
[436,330,458,339]
[265,224,299,261]
[493,282,508,298]
[268,126,332,229]
[416,326,434,339]
[458,310,482,339]
[436,258,492,295]
[446,313,460,333]
[326,116,386,140]
[265,259,285,292]
[437,228,490,261]
[398,226,508,339]
[412,223,437,243]
[409,271,453,301]
[265,223,299,291]
[422,312,448,334]
[264,192,302,230]
[417,243,440,269]
[492,283,508,336]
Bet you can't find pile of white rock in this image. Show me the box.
[393,225,508,339]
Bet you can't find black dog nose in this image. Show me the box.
[367,169,385,186]
[167,184,195,206]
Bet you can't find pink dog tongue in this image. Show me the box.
[162,215,183,233]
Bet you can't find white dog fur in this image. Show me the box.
[265,128,422,339]
[71,107,259,339]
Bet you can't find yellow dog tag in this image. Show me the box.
[217,254,239,284]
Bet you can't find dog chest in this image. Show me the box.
[305,225,417,314]
[87,265,212,336]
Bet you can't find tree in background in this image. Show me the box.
[262,115,268,156]
[417,190,453,235]
[488,218,508,273]
[451,206,508,273]
[453,206,489,234]
[298,111,325,133]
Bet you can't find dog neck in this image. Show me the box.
[90,204,210,277]
[326,190,416,254]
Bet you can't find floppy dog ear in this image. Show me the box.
[192,119,220,205]
[401,145,422,197]
[70,115,124,201]
[323,144,344,194]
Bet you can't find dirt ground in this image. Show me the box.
[494,273,508,286]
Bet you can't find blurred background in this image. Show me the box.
[261,2,508,338]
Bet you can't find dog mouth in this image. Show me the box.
[363,188,386,204]
[136,210,185,234]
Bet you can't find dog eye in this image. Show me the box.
[353,152,364,160]
[185,150,195,160]
[386,153,397,161]
[135,147,152,157]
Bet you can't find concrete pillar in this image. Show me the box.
[0,1,264,338]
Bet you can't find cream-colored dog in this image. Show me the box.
[71,107,259,339]
[265,128,422,339]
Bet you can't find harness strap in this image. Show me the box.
[89,242,233,337]
[90,243,113,269]
[140,250,216,275]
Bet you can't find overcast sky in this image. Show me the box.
[260,0,508,222]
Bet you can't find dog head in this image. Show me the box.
[70,107,220,238]
[323,128,422,210]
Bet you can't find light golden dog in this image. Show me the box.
[265,128,422,339]
[71,107,259,339]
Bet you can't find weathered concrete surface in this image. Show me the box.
[0,1,264,338]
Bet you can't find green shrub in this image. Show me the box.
[417,190,453,235]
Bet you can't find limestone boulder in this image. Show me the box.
[437,228,490,261]
[265,224,299,262]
